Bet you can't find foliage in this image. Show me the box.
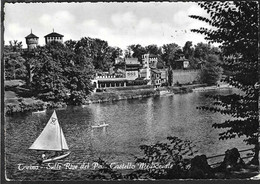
[131,136,197,179]
[161,43,182,69]
[127,44,146,62]
[127,44,163,64]
[89,137,197,180]
[183,41,194,59]
[74,37,119,71]
[199,54,223,85]
[4,41,26,80]
[145,44,162,56]
[5,100,46,115]
[190,2,259,162]
[31,42,94,104]
[194,42,211,60]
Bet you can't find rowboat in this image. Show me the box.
[32,109,46,114]
[29,110,70,163]
[92,122,109,128]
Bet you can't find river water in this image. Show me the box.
[5,89,251,180]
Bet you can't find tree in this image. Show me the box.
[190,2,259,164]
[183,41,194,59]
[145,44,162,56]
[31,42,94,104]
[31,43,70,102]
[8,40,23,52]
[199,54,223,85]
[161,43,182,69]
[64,39,77,51]
[90,136,198,179]
[194,42,211,60]
[4,41,26,80]
[110,46,123,61]
[74,37,113,71]
[127,44,146,62]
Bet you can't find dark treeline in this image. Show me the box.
[4,37,223,105]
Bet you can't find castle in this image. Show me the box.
[25,29,64,50]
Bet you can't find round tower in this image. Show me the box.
[44,29,64,44]
[25,30,39,50]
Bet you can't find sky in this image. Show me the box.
[4,2,212,50]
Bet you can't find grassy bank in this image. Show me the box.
[4,80,67,115]
[85,88,160,104]
[166,84,207,94]
[4,80,159,114]
[4,80,220,114]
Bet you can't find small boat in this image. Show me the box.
[92,122,109,128]
[29,110,70,163]
[32,109,46,114]
[42,151,71,163]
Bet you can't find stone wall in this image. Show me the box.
[172,69,200,85]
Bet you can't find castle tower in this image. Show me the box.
[44,29,64,44]
[141,54,151,83]
[25,30,39,50]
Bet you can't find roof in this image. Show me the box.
[95,78,127,82]
[175,56,189,62]
[44,32,64,38]
[125,58,140,65]
[151,69,161,74]
[25,33,39,39]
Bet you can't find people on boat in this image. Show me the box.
[37,153,46,165]
[42,153,46,160]
[54,151,59,157]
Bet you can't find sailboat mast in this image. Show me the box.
[60,120,63,151]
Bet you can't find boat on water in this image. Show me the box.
[32,109,46,114]
[92,122,109,128]
[29,110,70,163]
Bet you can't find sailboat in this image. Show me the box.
[29,110,70,163]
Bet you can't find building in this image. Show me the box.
[125,58,141,80]
[142,54,158,68]
[141,54,151,81]
[151,69,162,88]
[172,69,199,85]
[44,30,64,44]
[175,56,190,69]
[115,57,124,65]
[141,54,164,85]
[151,69,168,88]
[92,77,128,91]
[25,30,39,50]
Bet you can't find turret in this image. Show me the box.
[44,29,64,44]
[25,30,39,50]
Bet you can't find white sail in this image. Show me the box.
[29,110,69,151]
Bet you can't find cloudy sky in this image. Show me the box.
[4,2,212,50]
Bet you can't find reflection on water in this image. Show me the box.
[5,89,251,180]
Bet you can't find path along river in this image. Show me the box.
[5,89,251,180]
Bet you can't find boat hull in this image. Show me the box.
[32,110,46,114]
[92,124,109,128]
[42,151,71,163]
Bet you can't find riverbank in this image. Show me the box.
[4,80,232,114]
[84,88,160,104]
[4,85,159,114]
